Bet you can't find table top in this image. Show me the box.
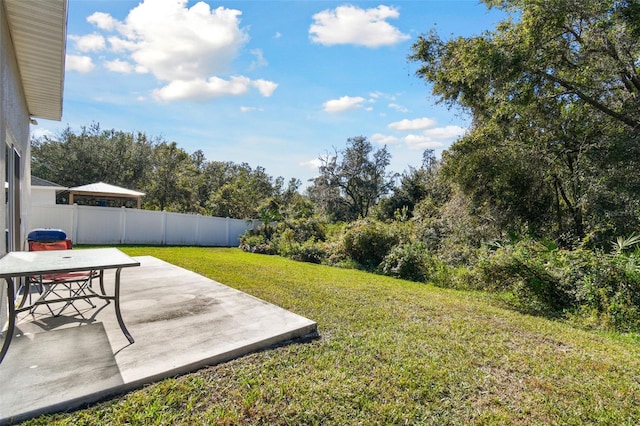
[0,248,140,278]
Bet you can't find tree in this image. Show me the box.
[308,136,396,221]
[208,163,279,219]
[31,123,294,217]
[410,0,640,245]
[144,141,200,212]
[31,123,155,190]
[377,149,443,220]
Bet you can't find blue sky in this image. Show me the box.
[35,0,506,186]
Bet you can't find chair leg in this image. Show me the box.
[53,276,96,317]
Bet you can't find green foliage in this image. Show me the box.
[307,136,396,222]
[611,233,640,255]
[145,141,201,212]
[238,233,276,255]
[278,217,327,243]
[32,124,304,218]
[376,150,443,221]
[464,239,640,331]
[471,241,578,314]
[341,219,399,271]
[207,163,281,219]
[410,0,640,246]
[31,123,153,197]
[378,242,436,282]
[287,238,328,264]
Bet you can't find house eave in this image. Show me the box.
[3,0,68,121]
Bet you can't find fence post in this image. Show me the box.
[72,203,79,244]
[195,214,200,246]
[120,206,127,244]
[226,217,231,247]
[161,210,167,245]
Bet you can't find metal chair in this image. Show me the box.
[28,240,99,317]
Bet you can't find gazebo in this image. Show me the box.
[67,182,145,209]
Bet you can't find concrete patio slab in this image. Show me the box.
[0,256,317,424]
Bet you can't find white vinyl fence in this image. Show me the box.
[29,204,255,246]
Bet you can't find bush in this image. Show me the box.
[576,254,640,331]
[341,220,399,270]
[239,232,276,255]
[278,217,327,242]
[378,242,435,282]
[468,239,640,331]
[288,238,328,264]
[470,241,583,315]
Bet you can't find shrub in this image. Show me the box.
[378,242,435,282]
[288,238,328,264]
[576,254,640,331]
[341,219,399,270]
[470,241,583,315]
[279,217,327,242]
[468,239,640,331]
[239,232,276,255]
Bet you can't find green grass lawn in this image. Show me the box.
[24,247,640,425]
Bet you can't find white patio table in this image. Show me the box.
[0,248,140,364]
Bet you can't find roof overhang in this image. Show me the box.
[3,0,68,121]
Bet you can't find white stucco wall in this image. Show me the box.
[1,4,31,254]
[31,187,57,206]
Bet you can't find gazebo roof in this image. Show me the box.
[67,182,145,208]
[68,182,145,197]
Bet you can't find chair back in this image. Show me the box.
[29,240,72,251]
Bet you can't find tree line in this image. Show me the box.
[31,122,306,218]
[32,0,640,332]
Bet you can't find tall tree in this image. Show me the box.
[308,136,396,221]
[144,141,200,212]
[208,163,278,219]
[31,123,154,190]
[377,149,443,220]
[410,0,640,244]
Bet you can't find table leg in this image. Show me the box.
[15,277,30,309]
[114,268,134,344]
[99,270,107,297]
[0,278,16,364]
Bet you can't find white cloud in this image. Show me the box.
[381,116,467,150]
[66,55,95,73]
[108,35,137,53]
[105,59,134,73]
[69,33,105,52]
[309,5,410,47]
[84,0,277,101]
[389,117,436,131]
[403,126,467,150]
[111,0,248,81]
[404,134,446,150]
[388,103,409,113]
[323,96,366,113]
[301,158,322,170]
[250,48,268,69]
[423,125,466,140]
[30,128,55,139]
[87,12,119,31]
[371,133,401,145]
[252,79,278,97]
[240,106,264,112]
[152,76,252,102]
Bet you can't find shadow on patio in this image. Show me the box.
[0,256,317,424]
